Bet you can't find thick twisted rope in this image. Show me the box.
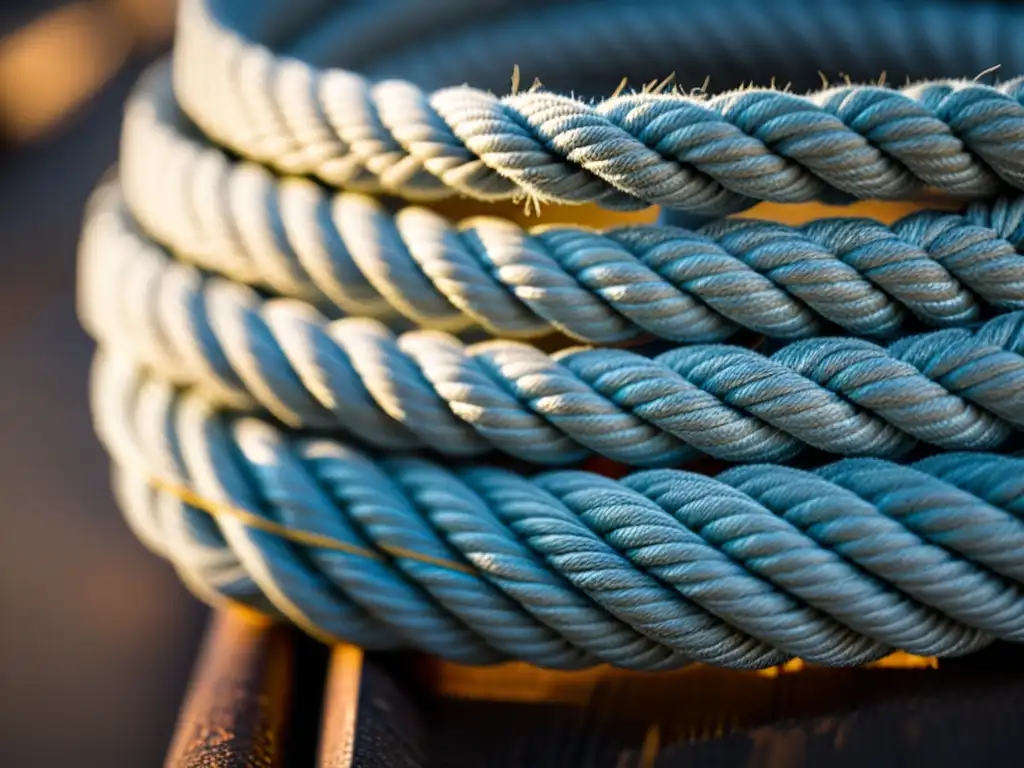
[79,193,1024,466]
[81,0,1024,668]
[235,0,1024,91]
[172,0,1024,216]
[352,1,1024,96]
[94,352,1024,669]
[120,69,1024,343]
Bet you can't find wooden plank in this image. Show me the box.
[317,646,363,768]
[165,610,296,768]
[318,648,429,768]
[308,648,1024,767]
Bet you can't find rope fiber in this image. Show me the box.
[81,190,1024,466]
[95,353,1024,668]
[80,0,1024,668]
[175,0,1024,216]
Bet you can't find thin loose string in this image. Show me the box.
[149,475,476,575]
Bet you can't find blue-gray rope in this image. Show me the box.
[175,0,1024,216]
[93,351,1024,669]
[351,2,1024,97]
[81,0,1024,668]
[118,69,1024,343]
[79,194,1024,466]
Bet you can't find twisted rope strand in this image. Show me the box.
[357,0,1023,95]
[95,353,767,670]
[173,0,1024,216]
[95,353,1024,668]
[81,0,1024,669]
[80,206,1024,465]
[120,70,1024,344]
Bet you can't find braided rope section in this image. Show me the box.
[80,192,1024,466]
[175,0,1024,216]
[96,352,1024,670]
[120,69,1024,343]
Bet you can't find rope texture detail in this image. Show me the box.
[80,191,1024,466]
[120,69,1024,344]
[80,0,1024,668]
[174,0,1024,216]
[95,352,1024,669]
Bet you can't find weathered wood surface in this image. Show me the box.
[420,659,1024,767]
[171,611,1024,767]
[165,611,295,768]
[318,648,428,768]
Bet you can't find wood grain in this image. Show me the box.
[318,650,429,768]
[317,646,363,768]
[165,610,295,768]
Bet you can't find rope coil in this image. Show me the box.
[95,352,1024,668]
[81,189,1024,466]
[120,68,1024,343]
[80,0,1024,668]
[176,0,1024,216]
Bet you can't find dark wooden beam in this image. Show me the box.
[318,647,428,768]
[165,610,296,768]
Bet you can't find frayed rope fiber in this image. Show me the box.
[80,0,1024,668]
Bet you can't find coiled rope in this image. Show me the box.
[176,0,1024,217]
[120,68,1024,343]
[81,0,1024,668]
[81,189,1024,466]
[95,353,1024,669]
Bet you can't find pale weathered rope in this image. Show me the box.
[80,186,1024,466]
[119,68,1024,344]
[173,0,1024,216]
[81,0,1024,668]
[350,0,1024,95]
[92,351,1024,669]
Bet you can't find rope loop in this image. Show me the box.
[79,0,1024,667]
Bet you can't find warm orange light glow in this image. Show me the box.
[432,196,962,232]
[0,3,130,141]
[425,652,938,705]
[0,0,177,143]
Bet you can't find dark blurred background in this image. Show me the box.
[0,3,204,767]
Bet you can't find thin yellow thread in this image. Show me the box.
[650,72,676,95]
[149,476,477,575]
